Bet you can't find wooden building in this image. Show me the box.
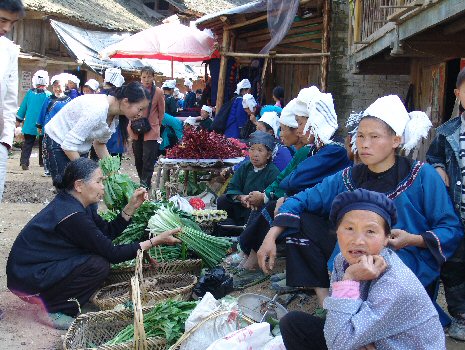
[196,0,330,110]
[348,0,465,159]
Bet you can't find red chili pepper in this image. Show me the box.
[189,197,206,210]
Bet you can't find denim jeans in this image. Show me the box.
[46,138,70,184]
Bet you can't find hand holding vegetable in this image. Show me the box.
[123,188,148,216]
[139,228,181,251]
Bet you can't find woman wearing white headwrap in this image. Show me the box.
[82,79,100,94]
[224,79,252,138]
[162,79,178,116]
[64,73,81,99]
[16,70,52,170]
[183,79,196,109]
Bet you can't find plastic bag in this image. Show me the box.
[263,336,285,350]
[180,292,239,350]
[168,194,194,214]
[206,322,272,350]
[193,266,233,299]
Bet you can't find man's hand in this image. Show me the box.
[343,255,387,281]
[435,167,449,187]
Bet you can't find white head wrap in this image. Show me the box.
[259,111,280,137]
[242,93,257,112]
[50,73,68,86]
[360,95,432,154]
[183,116,198,126]
[84,79,100,91]
[65,73,81,88]
[235,79,251,94]
[299,86,338,144]
[104,68,124,87]
[201,105,213,117]
[279,98,299,128]
[184,79,193,89]
[32,70,50,88]
[162,79,176,89]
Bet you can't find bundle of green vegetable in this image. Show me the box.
[147,206,232,267]
[100,156,138,212]
[110,245,183,269]
[105,300,197,346]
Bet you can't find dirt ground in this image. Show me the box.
[0,147,463,349]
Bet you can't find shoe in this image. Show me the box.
[42,170,51,177]
[270,271,286,282]
[224,252,244,266]
[233,269,267,289]
[47,312,75,330]
[271,279,303,293]
[21,164,29,170]
[449,316,465,341]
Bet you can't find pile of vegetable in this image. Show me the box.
[148,206,232,268]
[166,128,243,159]
[100,156,138,212]
[105,300,197,346]
[192,209,228,223]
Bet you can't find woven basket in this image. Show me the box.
[105,259,202,286]
[92,251,197,311]
[63,277,166,350]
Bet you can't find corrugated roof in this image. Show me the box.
[165,0,251,16]
[23,0,162,31]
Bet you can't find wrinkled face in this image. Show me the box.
[82,86,94,95]
[356,118,401,169]
[140,72,154,89]
[120,98,150,120]
[337,210,389,265]
[0,9,21,37]
[455,83,465,111]
[279,124,299,147]
[249,143,271,168]
[76,168,105,206]
[296,116,314,144]
[52,81,65,97]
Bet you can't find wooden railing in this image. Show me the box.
[353,0,426,43]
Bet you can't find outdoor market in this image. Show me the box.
[1,0,465,349]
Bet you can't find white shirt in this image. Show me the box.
[45,94,117,154]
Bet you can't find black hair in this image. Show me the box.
[0,0,25,16]
[272,86,285,107]
[360,115,396,136]
[336,216,391,236]
[195,89,202,94]
[456,67,465,89]
[54,158,99,191]
[140,66,155,76]
[114,81,150,103]
[258,121,274,135]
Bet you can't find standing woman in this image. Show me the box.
[45,81,150,183]
[128,66,165,189]
[272,86,285,108]
[224,79,252,139]
[16,70,52,170]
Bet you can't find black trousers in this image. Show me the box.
[132,138,159,189]
[286,213,336,288]
[215,195,251,236]
[441,237,465,317]
[20,134,43,167]
[280,311,327,350]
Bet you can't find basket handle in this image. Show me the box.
[131,274,147,350]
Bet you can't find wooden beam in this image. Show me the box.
[225,14,268,30]
[275,60,321,64]
[353,0,362,43]
[443,19,465,35]
[216,29,230,111]
[222,52,330,58]
[320,0,330,91]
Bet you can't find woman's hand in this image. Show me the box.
[389,229,426,249]
[343,255,387,281]
[248,191,265,207]
[153,228,182,245]
[238,195,250,208]
[257,226,285,274]
[124,188,148,216]
[249,114,257,125]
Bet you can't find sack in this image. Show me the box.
[206,323,272,350]
[210,97,236,133]
[130,117,151,134]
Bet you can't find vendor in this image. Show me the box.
[280,189,445,350]
[162,79,178,116]
[240,93,258,139]
[6,158,180,330]
[44,81,150,183]
[183,105,213,130]
[183,79,196,109]
[82,79,100,95]
[65,74,81,99]
[215,131,280,235]
[224,79,251,139]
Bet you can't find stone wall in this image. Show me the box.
[328,0,411,128]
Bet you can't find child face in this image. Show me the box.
[249,144,271,168]
[356,118,401,169]
[52,81,64,97]
[337,210,389,265]
[455,83,465,110]
[279,124,299,147]
[82,86,94,95]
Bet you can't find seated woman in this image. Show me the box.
[183,105,213,130]
[216,131,280,235]
[6,158,180,330]
[235,88,350,276]
[159,113,183,155]
[280,189,445,350]
[257,95,463,326]
[224,79,251,139]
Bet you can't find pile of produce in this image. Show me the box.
[105,300,197,346]
[166,128,243,159]
[189,197,206,210]
[148,206,232,268]
[192,209,228,223]
[100,156,138,212]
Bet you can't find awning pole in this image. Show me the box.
[171,57,174,79]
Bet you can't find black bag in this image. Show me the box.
[130,117,152,134]
[193,266,233,299]
[210,96,237,133]
[240,119,256,139]
[130,83,155,135]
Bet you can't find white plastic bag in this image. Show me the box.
[168,194,194,214]
[180,293,239,350]
[263,335,286,350]
[206,323,272,350]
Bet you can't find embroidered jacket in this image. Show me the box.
[274,159,463,288]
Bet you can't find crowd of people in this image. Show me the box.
[1,0,465,348]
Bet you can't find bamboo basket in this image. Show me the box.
[63,276,166,350]
[92,251,197,311]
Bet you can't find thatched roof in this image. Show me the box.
[165,0,250,16]
[23,0,163,31]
